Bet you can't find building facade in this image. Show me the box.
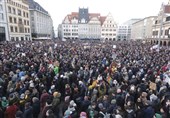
[101,13,117,41]
[88,16,101,39]
[59,8,118,40]
[131,16,156,40]
[5,0,31,41]
[28,0,54,39]
[0,0,9,41]
[61,12,79,39]
[152,4,170,39]
[117,19,141,41]
[78,8,89,39]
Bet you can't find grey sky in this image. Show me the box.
[34,0,168,30]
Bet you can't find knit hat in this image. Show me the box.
[1,97,8,108]
[53,92,61,98]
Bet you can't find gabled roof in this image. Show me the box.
[89,13,100,18]
[100,16,107,25]
[63,12,79,23]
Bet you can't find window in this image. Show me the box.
[0,13,3,20]
[31,17,34,21]
[28,28,30,33]
[8,6,11,13]
[19,27,24,33]
[26,13,28,18]
[14,17,17,23]
[23,11,25,17]
[166,16,170,21]
[155,20,158,24]
[165,30,169,35]
[24,20,26,25]
[15,27,18,32]
[11,37,15,41]
[18,9,21,16]
[9,17,12,23]
[10,26,14,32]
[25,28,27,33]
[0,4,3,11]
[16,37,19,41]
[19,18,22,24]
[13,8,16,14]
[27,21,29,25]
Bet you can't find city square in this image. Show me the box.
[0,0,170,118]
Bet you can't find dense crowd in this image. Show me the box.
[0,40,170,118]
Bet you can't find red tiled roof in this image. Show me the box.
[100,16,107,25]
[164,5,170,13]
[89,13,100,18]
[71,12,78,16]
[63,12,107,25]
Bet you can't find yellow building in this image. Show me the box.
[5,0,31,41]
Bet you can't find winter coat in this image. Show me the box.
[23,106,33,118]
[4,105,18,118]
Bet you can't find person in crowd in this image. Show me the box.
[0,40,169,118]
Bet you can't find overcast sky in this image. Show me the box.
[34,0,168,30]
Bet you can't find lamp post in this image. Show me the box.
[158,3,165,52]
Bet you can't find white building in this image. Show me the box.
[88,16,101,39]
[28,0,54,39]
[101,13,117,41]
[0,0,9,41]
[131,16,156,40]
[117,19,141,41]
[59,8,118,40]
[152,4,170,39]
[61,12,78,39]
[5,0,32,41]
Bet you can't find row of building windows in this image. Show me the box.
[102,33,116,36]
[11,37,31,41]
[7,0,28,10]
[103,24,115,27]
[10,26,30,33]
[102,29,116,31]
[64,33,79,36]
[63,29,78,32]
[9,16,29,25]
[8,6,29,18]
[152,30,169,36]
[63,25,78,28]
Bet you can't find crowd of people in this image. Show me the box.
[0,40,170,118]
